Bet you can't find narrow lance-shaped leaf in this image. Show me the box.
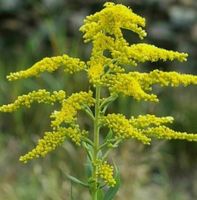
[66,174,89,188]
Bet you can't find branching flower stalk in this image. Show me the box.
[1,2,197,199]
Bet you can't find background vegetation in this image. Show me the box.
[0,0,196,199]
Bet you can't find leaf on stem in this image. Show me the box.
[66,174,89,188]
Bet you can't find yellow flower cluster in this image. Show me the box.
[104,69,197,102]
[19,130,67,163]
[91,33,114,57]
[80,3,187,82]
[102,113,151,144]
[144,70,197,87]
[104,74,158,102]
[88,60,104,85]
[0,89,65,112]
[80,2,146,42]
[130,114,174,128]
[96,161,116,187]
[113,43,188,66]
[130,43,187,62]
[111,38,136,66]
[87,56,125,85]
[19,126,87,163]
[144,126,197,142]
[50,91,95,127]
[103,113,197,144]
[7,54,86,81]
[58,126,87,145]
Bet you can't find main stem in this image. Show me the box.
[92,85,101,200]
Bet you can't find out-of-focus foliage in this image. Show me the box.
[0,0,196,199]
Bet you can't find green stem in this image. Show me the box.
[92,85,101,200]
[102,139,122,162]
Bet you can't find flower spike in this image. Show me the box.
[7,55,86,81]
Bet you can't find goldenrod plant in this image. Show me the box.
[1,2,197,199]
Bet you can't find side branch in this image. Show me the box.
[7,54,86,81]
[0,89,66,112]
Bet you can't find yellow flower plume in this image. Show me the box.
[80,2,146,42]
[112,43,187,66]
[103,113,197,144]
[144,126,197,142]
[103,70,197,102]
[20,126,87,163]
[7,54,86,81]
[102,113,151,144]
[20,130,67,163]
[104,73,158,102]
[0,89,66,112]
[130,114,174,128]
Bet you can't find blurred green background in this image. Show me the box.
[0,0,197,199]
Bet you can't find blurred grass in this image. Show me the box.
[0,0,197,199]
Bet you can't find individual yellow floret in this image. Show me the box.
[0,89,66,112]
[102,113,151,144]
[7,54,86,81]
[50,91,95,127]
[96,161,116,187]
[144,126,197,142]
[130,114,174,128]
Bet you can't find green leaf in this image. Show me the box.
[85,155,93,178]
[66,174,89,188]
[103,165,121,200]
[82,142,93,161]
[98,149,103,159]
[101,94,118,114]
[104,130,113,142]
[82,104,94,120]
